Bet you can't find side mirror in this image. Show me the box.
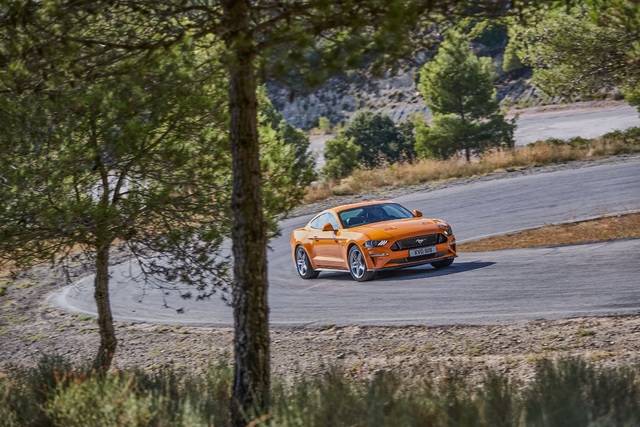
[322,223,335,232]
[413,210,423,218]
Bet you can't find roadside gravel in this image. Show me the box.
[2,271,639,383]
[1,154,639,382]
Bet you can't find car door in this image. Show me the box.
[310,213,347,268]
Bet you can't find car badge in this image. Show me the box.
[416,239,425,244]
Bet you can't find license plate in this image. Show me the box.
[409,246,436,257]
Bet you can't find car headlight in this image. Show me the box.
[443,227,453,236]
[364,240,388,248]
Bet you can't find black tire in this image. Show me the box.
[295,246,319,279]
[348,246,376,282]
[431,258,454,269]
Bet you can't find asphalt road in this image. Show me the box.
[52,157,640,327]
[513,102,640,145]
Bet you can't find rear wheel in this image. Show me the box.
[431,258,454,269]
[295,246,319,279]
[348,246,376,282]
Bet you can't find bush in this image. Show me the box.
[0,357,233,427]
[340,111,414,167]
[524,358,640,427]
[603,126,640,143]
[317,116,332,134]
[45,374,155,427]
[1,355,639,426]
[322,134,361,180]
[0,354,92,426]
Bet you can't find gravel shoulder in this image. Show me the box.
[2,155,640,382]
[2,272,639,382]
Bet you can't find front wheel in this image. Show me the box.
[295,246,319,279]
[348,246,376,282]
[431,258,454,269]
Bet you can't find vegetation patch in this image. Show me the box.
[459,211,640,252]
[0,281,8,297]
[1,355,639,426]
[576,329,596,338]
[305,128,640,203]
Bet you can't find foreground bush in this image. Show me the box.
[0,356,638,426]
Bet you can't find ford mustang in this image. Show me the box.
[290,201,456,281]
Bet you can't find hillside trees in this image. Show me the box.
[508,2,640,111]
[457,17,508,56]
[416,31,515,161]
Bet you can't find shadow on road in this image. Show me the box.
[311,260,496,283]
[375,260,496,282]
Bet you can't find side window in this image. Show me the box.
[311,212,340,230]
[310,213,325,230]
[326,213,340,230]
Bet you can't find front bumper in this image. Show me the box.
[364,238,457,271]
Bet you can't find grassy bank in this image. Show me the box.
[1,355,638,426]
[305,127,640,203]
[459,211,640,252]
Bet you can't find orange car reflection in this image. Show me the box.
[290,201,456,281]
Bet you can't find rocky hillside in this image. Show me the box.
[267,67,430,129]
[266,50,538,130]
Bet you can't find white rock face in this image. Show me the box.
[268,68,432,129]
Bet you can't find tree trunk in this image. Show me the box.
[222,1,270,426]
[92,244,117,371]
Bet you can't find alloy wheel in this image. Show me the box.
[349,248,366,279]
[296,247,308,276]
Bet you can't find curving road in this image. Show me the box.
[513,102,640,145]
[52,156,640,327]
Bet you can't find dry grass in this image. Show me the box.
[305,129,640,203]
[459,212,640,252]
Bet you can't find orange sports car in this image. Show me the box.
[290,200,456,281]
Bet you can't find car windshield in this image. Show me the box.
[338,203,414,228]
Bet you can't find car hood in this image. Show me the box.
[350,218,445,239]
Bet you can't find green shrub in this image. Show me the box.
[524,358,640,427]
[45,374,155,427]
[603,126,640,142]
[323,134,361,180]
[0,381,21,427]
[318,116,332,134]
[1,355,639,426]
[566,136,592,147]
[0,354,92,426]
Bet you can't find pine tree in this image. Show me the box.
[510,3,640,111]
[416,30,515,161]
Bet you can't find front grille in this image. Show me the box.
[387,251,451,265]
[391,233,447,251]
